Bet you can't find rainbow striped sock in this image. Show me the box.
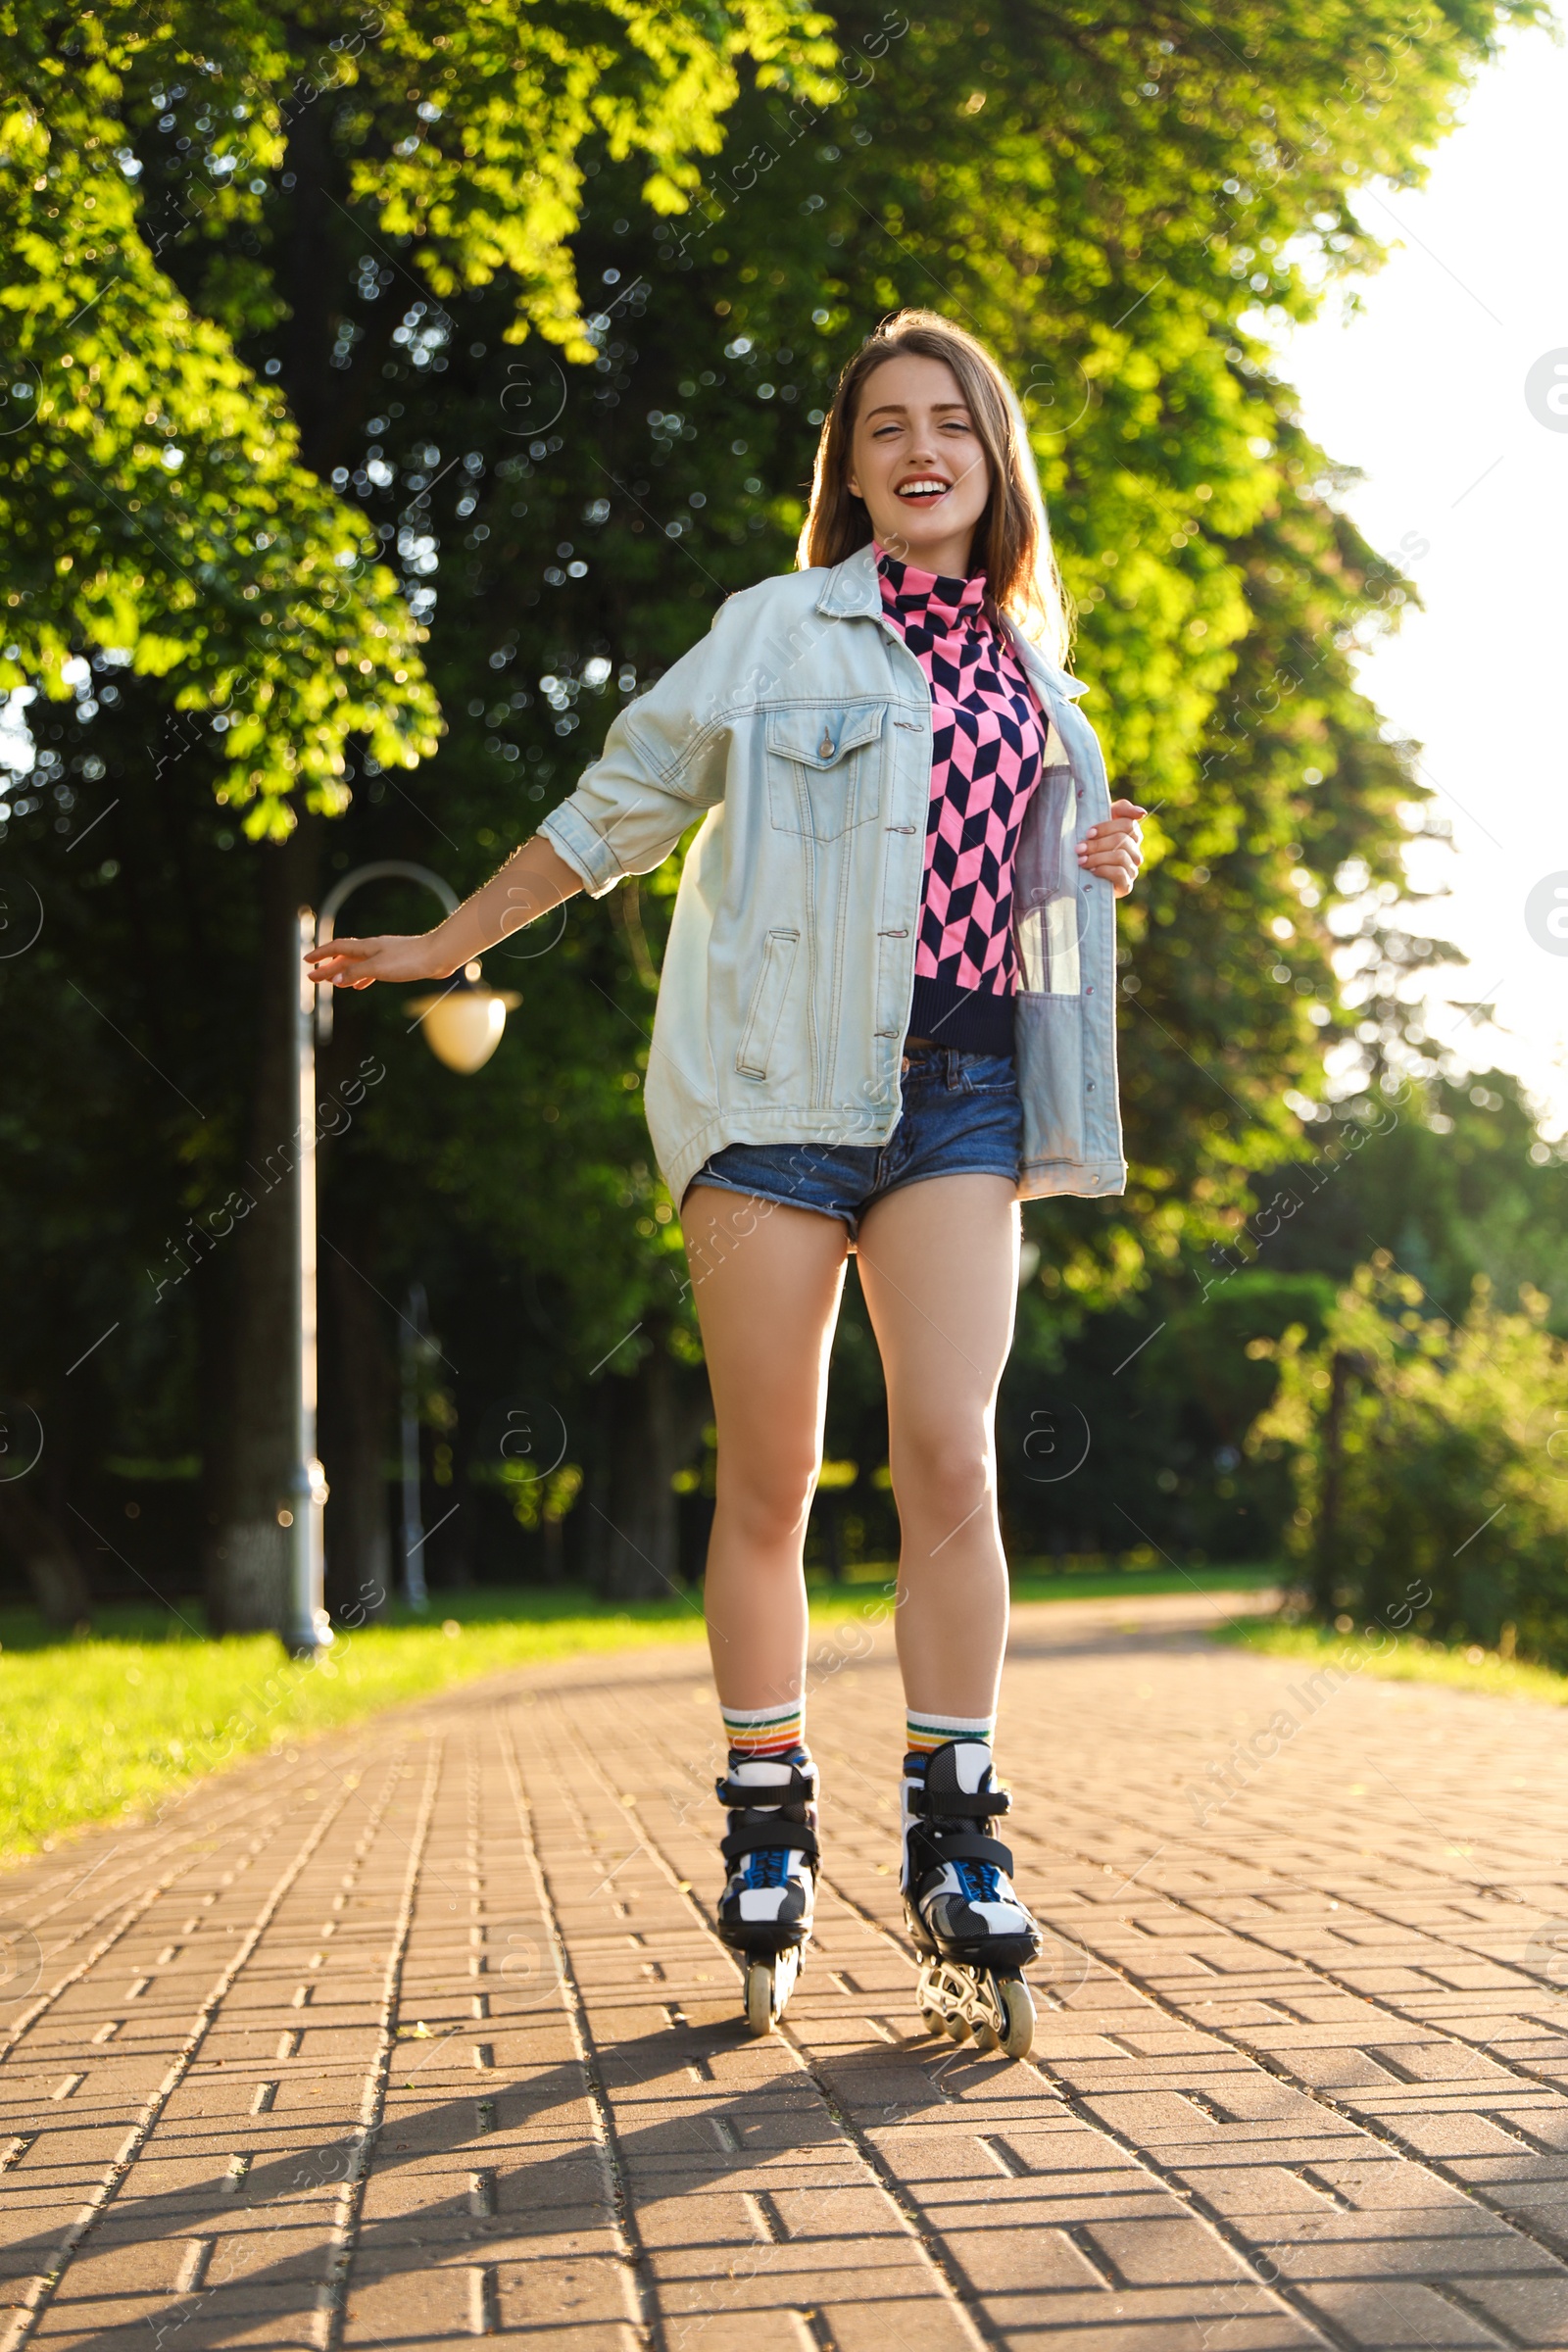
[905,1707,995,1761]
[721,1698,806,1760]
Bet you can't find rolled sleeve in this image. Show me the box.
[538,798,627,899]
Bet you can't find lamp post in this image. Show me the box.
[400,1280,430,1613]
[283,861,517,1656]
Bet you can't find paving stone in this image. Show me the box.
[10,1595,1568,2345]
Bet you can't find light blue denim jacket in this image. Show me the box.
[541,543,1126,1207]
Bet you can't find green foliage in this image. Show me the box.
[1253,1257,1568,1664]
[995,1265,1334,1570]
[1211,1068,1568,1337]
[0,0,831,829]
[661,0,1536,1290]
[0,0,1546,1602]
[1143,1270,1338,1446]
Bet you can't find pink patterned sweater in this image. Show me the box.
[876,548,1047,1054]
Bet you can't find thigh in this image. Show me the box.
[681,1186,851,1471]
[855,1175,1020,1429]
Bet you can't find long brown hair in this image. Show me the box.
[797,311,1072,664]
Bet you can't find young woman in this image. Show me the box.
[309,311,1144,2051]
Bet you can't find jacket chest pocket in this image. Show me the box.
[765,704,886,840]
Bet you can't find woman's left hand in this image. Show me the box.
[1078,799,1147,899]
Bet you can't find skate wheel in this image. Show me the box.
[945,2012,970,2042]
[999,1976,1036,2060]
[745,1962,774,2037]
[919,2008,943,2037]
[743,1945,802,2036]
[972,2019,1000,2053]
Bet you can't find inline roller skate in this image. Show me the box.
[902,1740,1038,2058]
[714,1751,818,2034]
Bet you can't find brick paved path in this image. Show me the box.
[6,1592,1568,2351]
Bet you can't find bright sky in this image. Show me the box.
[1278,23,1568,1132]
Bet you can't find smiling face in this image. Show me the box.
[846,351,993,580]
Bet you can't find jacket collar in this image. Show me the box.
[812,542,1089,704]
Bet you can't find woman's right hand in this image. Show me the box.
[304,931,453,990]
[302,837,583,994]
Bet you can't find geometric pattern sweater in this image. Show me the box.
[876,549,1046,1055]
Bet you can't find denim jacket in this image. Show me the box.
[541,543,1127,1207]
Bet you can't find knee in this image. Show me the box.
[896,1424,993,1530]
[715,1448,819,1553]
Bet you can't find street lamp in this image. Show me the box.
[282,860,518,1657]
[400,1280,431,1615]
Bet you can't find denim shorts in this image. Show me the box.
[686,1047,1022,1243]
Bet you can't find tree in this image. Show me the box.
[0,0,833,1623]
[1255,1254,1568,1663]
[1238,1068,1568,1341]
[0,0,1543,1619]
[0,0,833,817]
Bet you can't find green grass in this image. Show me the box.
[0,1564,1280,1860]
[1219,1614,1568,1708]
[1007,1564,1279,1604]
[816,1559,1280,1602]
[0,1589,711,1861]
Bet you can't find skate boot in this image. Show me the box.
[902,1740,1039,2058]
[714,1751,818,2035]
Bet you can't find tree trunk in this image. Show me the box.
[586,1346,708,1600]
[195,1221,239,1633]
[0,1483,94,1627]
[205,829,317,1634]
[320,1242,393,1621]
[281,105,353,474]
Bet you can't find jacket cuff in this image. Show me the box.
[538,803,624,899]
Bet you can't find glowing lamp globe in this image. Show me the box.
[409,962,520,1074]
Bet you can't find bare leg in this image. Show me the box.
[854,1176,1019,1722]
[681,1187,850,1713]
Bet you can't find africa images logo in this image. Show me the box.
[1524,349,1568,434]
[1525,874,1568,957]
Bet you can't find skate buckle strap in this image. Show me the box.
[907,1824,1013,1884]
[906,1781,1010,1822]
[720,1812,821,1867]
[714,1762,817,1811]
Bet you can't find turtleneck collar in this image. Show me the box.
[874,544,988,634]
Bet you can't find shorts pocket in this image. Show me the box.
[735,928,799,1080]
[958,1055,1020,1099]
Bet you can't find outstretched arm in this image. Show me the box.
[304,834,583,990]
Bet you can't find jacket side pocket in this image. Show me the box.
[735,929,800,1080]
[1012,765,1083,995]
[1015,991,1086,1164]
